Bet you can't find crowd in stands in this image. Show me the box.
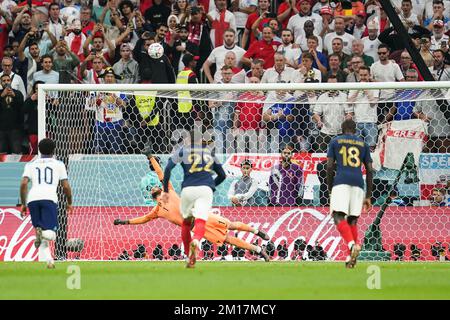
[0,0,450,156]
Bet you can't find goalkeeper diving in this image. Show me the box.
[114,154,270,261]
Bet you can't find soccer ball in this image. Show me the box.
[148,43,164,59]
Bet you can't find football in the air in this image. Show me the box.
[148,43,164,59]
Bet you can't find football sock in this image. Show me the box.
[38,240,51,262]
[336,220,354,252]
[42,230,56,241]
[227,236,257,252]
[350,224,358,245]
[181,220,192,256]
[192,218,206,242]
[232,222,255,233]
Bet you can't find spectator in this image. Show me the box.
[414,99,450,153]
[89,67,126,154]
[323,16,355,55]
[419,34,435,67]
[431,19,449,51]
[263,88,296,149]
[268,146,303,206]
[299,35,328,75]
[82,24,116,65]
[252,18,282,43]
[346,56,364,82]
[0,56,26,98]
[351,10,367,40]
[234,77,265,152]
[424,0,449,30]
[11,7,32,45]
[312,76,352,152]
[348,39,375,69]
[46,2,65,42]
[399,0,420,29]
[172,0,189,24]
[229,0,257,44]
[386,69,421,122]
[65,18,87,61]
[171,24,199,73]
[370,44,404,123]
[277,0,299,30]
[209,65,236,153]
[25,22,58,57]
[145,0,172,32]
[398,50,424,80]
[245,58,264,82]
[185,6,213,68]
[206,0,236,48]
[80,54,107,84]
[318,5,334,39]
[228,160,260,206]
[429,49,450,80]
[17,37,41,94]
[362,20,381,62]
[50,40,81,84]
[60,0,80,24]
[215,51,246,83]
[241,0,272,49]
[291,52,322,83]
[261,53,295,83]
[348,66,379,150]
[0,73,24,154]
[296,19,323,52]
[112,43,139,84]
[80,5,95,36]
[328,37,351,70]
[203,28,246,83]
[277,28,301,68]
[23,81,43,154]
[323,53,347,82]
[241,26,280,69]
[32,54,59,85]
[287,0,322,43]
[174,53,198,135]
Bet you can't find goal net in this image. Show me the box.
[38,82,450,262]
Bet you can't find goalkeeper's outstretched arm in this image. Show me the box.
[114,206,160,225]
[149,156,174,191]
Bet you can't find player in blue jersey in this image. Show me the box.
[20,139,73,269]
[326,119,373,268]
[163,130,227,268]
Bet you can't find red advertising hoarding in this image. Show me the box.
[1,206,449,261]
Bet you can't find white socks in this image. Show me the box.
[38,230,56,265]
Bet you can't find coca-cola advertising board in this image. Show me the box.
[2,206,449,261]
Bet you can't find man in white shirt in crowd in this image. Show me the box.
[323,16,355,55]
[261,52,295,83]
[348,66,379,150]
[277,28,301,68]
[362,20,381,62]
[287,0,322,42]
[430,19,449,51]
[203,28,246,83]
[207,0,237,48]
[0,56,26,97]
[313,75,352,152]
[370,44,404,123]
[213,51,246,83]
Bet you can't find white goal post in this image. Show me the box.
[37,81,450,261]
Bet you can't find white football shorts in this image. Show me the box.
[330,184,365,217]
[180,186,214,221]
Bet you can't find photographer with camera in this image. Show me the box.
[0,73,24,154]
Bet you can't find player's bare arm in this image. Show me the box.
[19,177,30,217]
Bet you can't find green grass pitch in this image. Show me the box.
[1,261,449,300]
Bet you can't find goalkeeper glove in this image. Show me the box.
[114,219,128,225]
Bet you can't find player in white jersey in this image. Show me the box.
[20,138,73,269]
